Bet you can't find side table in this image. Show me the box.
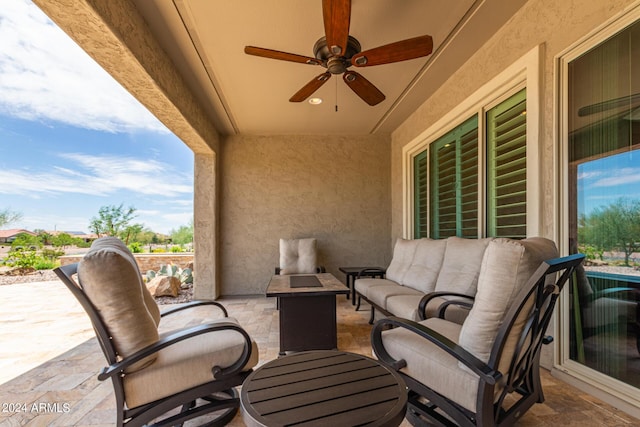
[339,266,386,306]
[241,350,407,427]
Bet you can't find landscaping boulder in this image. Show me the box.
[146,275,181,298]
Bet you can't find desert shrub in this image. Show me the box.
[32,258,58,270]
[41,248,65,260]
[128,242,143,253]
[151,247,166,253]
[170,245,183,253]
[5,249,38,269]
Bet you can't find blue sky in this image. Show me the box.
[577,150,640,217]
[0,0,193,234]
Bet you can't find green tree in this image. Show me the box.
[36,230,53,246]
[10,233,41,250]
[121,223,143,245]
[52,232,75,248]
[0,208,22,228]
[89,204,138,238]
[170,220,193,245]
[579,197,640,266]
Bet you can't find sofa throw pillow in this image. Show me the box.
[78,237,160,372]
[434,236,493,296]
[385,238,421,284]
[279,238,317,274]
[457,237,558,372]
[402,238,447,293]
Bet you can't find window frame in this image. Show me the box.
[556,2,640,409]
[402,45,541,239]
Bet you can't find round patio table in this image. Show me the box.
[241,350,407,427]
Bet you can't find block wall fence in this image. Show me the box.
[59,254,194,273]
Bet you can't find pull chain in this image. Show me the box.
[335,77,338,112]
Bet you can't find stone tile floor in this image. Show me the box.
[0,281,639,426]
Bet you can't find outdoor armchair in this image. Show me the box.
[371,238,584,426]
[275,237,325,274]
[54,237,258,427]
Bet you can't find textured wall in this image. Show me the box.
[390,0,636,243]
[220,134,391,295]
[389,0,637,370]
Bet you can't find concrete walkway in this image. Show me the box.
[0,280,94,386]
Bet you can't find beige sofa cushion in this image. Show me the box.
[402,238,447,293]
[367,285,423,311]
[385,239,421,284]
[354,278,399,299]
[279,238,317,274]
[458,237,558,372]
[434,237,493,296]
[78,237,160,371]
[124,317,259,408]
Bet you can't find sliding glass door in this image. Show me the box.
[567,19,640,388]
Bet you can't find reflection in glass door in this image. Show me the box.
[567,20,640,388]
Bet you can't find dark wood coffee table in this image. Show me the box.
[241,351,407,427]
[266,273,349,355]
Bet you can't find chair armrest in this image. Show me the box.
[160,300,229,318]
[357,268,386,279]
[590,287,640,302]
[418,292,475,320]
[317,266,327,273]
[98,321,252,381]
[371,316,502,386]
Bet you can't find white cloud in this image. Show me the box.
[0,153,192,197]
[0,0,167,134]
[592,167,640,187]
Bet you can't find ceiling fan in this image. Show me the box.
[244,0,433,106]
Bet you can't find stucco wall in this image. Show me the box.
[390,0,638,370]
[390,0,637,243]
[220,134,391,295]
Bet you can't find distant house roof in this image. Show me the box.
[0,229,36,238]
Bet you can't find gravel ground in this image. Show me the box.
[0,268,193,304]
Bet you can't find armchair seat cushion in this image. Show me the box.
[123,317,259,408]
[381,318,480,412]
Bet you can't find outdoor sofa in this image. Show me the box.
[355,236,558,324]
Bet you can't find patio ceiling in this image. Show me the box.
[131,0,528,135]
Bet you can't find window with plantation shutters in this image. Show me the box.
[486,89,527,238]
[429,116,478,239]
[413,151,429,238]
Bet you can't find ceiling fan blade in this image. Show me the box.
[322,0,351,56]
[351,35,433,67]
[245,46,321,65]
[578,92,640,116]
[290,72,332,102]
[343,71,385,106]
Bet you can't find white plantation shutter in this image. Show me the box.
[487,89,527,238]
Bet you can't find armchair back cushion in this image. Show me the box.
[458,237,558,371]
[279,238,317,274]
[78,237,159,371]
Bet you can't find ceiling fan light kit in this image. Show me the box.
[244,0,433,107]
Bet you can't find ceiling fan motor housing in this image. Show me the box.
[313,35,361,74]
